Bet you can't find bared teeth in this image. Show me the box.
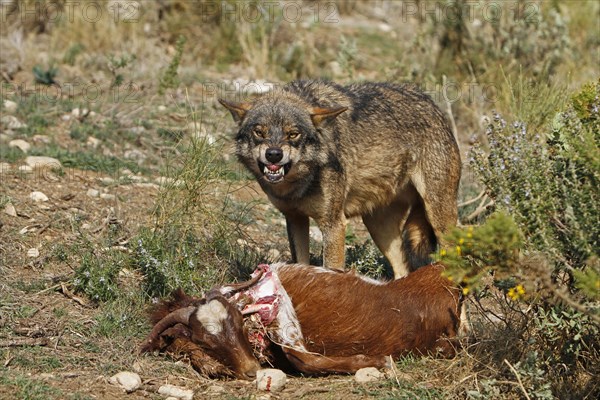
[264,165,285,176]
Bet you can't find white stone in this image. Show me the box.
[109,371,142,393]
[0,162,10,173]
[71,108,89,118]
[1,115,27,129]
[27,248,39,258]
[157,105,167,113]
[9,139,31,153]
[378,23,393,33]
[25,156,62,169]
[354,367,385,383]
[157,384,194,400]
[3,99,17,114]
[124,149,146,162]
[87,136,101,148]
[32,135,50,144]
[30,191,49,202]
[3,203,17,217]
[86,189,100,198]
[99,177,115,185]
[18,165,33,173]
[100,193,116,200]
[256,369,286,392]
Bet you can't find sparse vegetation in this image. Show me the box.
[1,1,598,399]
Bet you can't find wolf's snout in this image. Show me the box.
[265,147,284,163]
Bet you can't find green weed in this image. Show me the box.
[29,145,144,175]
[63,43,85,66]
[158,35,186,94]
[0,371,63,400]
[32,64,58,85]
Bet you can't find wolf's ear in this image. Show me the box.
[218,99,251,125]
[310,106,348,127]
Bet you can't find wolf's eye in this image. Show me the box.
[288,131,301,140]
[253,126,266,138]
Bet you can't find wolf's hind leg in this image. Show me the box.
[363,201,411,279]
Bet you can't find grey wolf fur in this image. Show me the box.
[220,80,461,278]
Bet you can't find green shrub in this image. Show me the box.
[73,251,122,303]
[133,227,220,298]
[471,80,599,272]
[438,81,599,398]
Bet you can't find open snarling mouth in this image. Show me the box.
[258,162,291,183]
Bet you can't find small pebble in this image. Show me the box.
[9,139,31,153]
[3,99,17,114]
[3,203,17,217]
[1,115,27,129]
[30,191,49,202]
[354,367,385,383]
[256,369,286,392]
[157,384,193,400]
[109,371,141,393]
[27,248,39,258]
[25,156,62,169]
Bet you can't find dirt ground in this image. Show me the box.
[1,165,411,399]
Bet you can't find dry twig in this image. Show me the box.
[504,359,531,400]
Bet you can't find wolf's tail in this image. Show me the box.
[402,202,438,270]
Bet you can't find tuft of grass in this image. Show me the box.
[29,145,144,175]
[158,35,186,94]
[0,371,63,400]
[63,43,85,66]
[32,64,58,86]
[0,146,25,163]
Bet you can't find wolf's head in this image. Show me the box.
[219,93,347,188]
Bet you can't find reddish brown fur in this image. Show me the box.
[142,263,464,377]
[279,263,461,359]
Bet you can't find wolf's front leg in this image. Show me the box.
[285,213,310,265]
[319,216,347,271]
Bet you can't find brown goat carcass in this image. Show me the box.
[140,262,466,378]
